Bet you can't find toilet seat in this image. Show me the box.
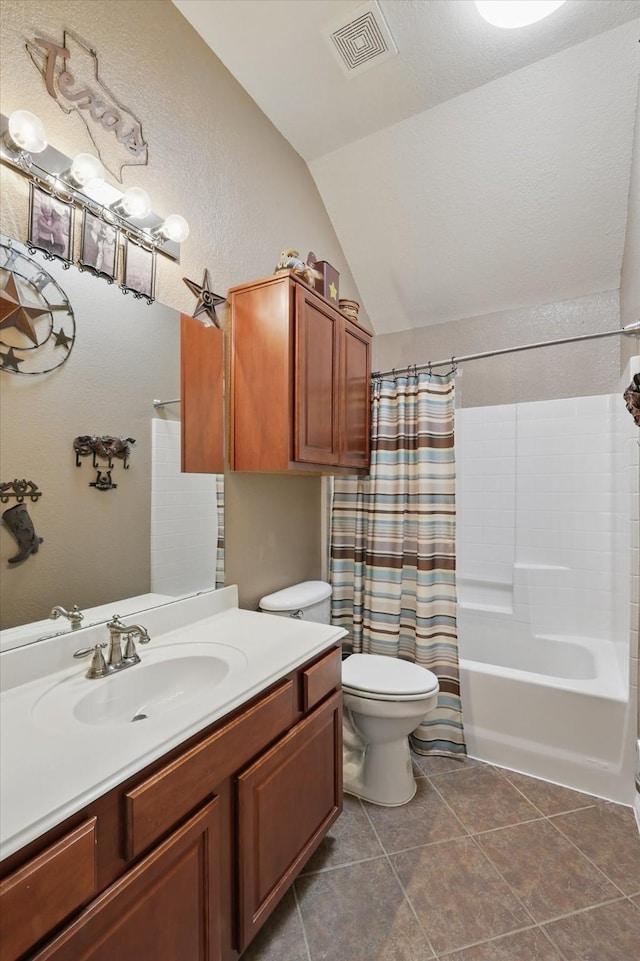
[342,654,439,702]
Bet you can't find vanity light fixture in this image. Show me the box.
[3,109,48,155]
[474,0,566,28]
[150,213,190,244]
[63,152,106,189]
[0,109,187,262]
[110,186,152,219]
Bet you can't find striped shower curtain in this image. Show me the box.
[330,370,465,756]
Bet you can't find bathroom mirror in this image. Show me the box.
[0,235,224,635]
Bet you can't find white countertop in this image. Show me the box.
[0,587,345,861]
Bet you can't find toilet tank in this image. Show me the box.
[259,581,332,624]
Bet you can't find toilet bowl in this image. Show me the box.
[342,653,439,805]
[258,582,439,807]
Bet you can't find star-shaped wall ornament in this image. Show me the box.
[0,273,50,345]
[52,327,73,349]
[0,347,24,371]
[183,269,226,329]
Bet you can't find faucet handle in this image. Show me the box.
[73,643,109,679]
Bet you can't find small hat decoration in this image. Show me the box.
[274,249,321,288]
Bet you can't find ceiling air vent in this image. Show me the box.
[323,1,398,78]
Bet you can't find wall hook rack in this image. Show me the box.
[0,479,43,503]
[73,435,135,489]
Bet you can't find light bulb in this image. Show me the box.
[67,152,105,188]
[158,214,190,243]
[474,1,566,28]
[6,109,47,153]
[111,186,152,219]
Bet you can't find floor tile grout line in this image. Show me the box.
[422,772,475,836]
[495,764,600,818]
[544,813,634,899]
[430,918,572,961]
[467,818,628,932]
[424,762,547,834]
[359,794,440,960]
[298,851,389,877]
[291,880,313,961]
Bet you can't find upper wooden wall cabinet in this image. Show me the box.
[229,273,371,474]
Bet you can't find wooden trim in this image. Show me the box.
[0,818,97,961]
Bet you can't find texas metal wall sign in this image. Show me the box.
[26,29,149,183]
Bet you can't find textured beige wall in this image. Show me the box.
[0,0,364,620]
[373,289,624,407]
[620,80,640,369]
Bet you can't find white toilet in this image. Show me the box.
[259,581,440,807]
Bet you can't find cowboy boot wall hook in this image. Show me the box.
[2,503,43,564]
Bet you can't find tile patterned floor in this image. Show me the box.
[240,756,640,961]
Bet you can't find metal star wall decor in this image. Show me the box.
[183,269,226,329]
[0,237,76,375]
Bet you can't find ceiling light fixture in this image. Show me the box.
[474,1,566,29]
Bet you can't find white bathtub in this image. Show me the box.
[458,629,636,804]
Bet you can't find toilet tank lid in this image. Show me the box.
[259,580,332,612]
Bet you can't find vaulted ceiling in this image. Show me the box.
[173,0,640,334]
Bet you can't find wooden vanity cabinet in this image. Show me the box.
[0,644,342,961]
[229,273,371,474]
[28,801,222,961]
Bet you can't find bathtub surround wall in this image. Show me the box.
[455,391,637,802]
[150,419,221,597]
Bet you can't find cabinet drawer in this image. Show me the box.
[0,818,97,961]
[125,679,296,859]
[302,646,342,712]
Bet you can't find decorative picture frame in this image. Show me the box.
[123,237,155,300]
[28,184,74,262]
[79,210,119,280]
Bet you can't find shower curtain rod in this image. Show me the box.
[372,320,640,379]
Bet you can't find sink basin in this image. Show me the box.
[32,642,248,729]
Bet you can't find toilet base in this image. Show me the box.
[343,723,417,806]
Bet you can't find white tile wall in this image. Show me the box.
[150,419,219,597]
[456,393,634,653]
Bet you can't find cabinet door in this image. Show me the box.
[294,287,340,465]
[30,800,222,961]
[236,691,342,952]
[339,318,371,470]
[181,314,224,473]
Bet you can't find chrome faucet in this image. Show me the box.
[106,615,151,668]
[73,615,150,679]
[49,604,84,628]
